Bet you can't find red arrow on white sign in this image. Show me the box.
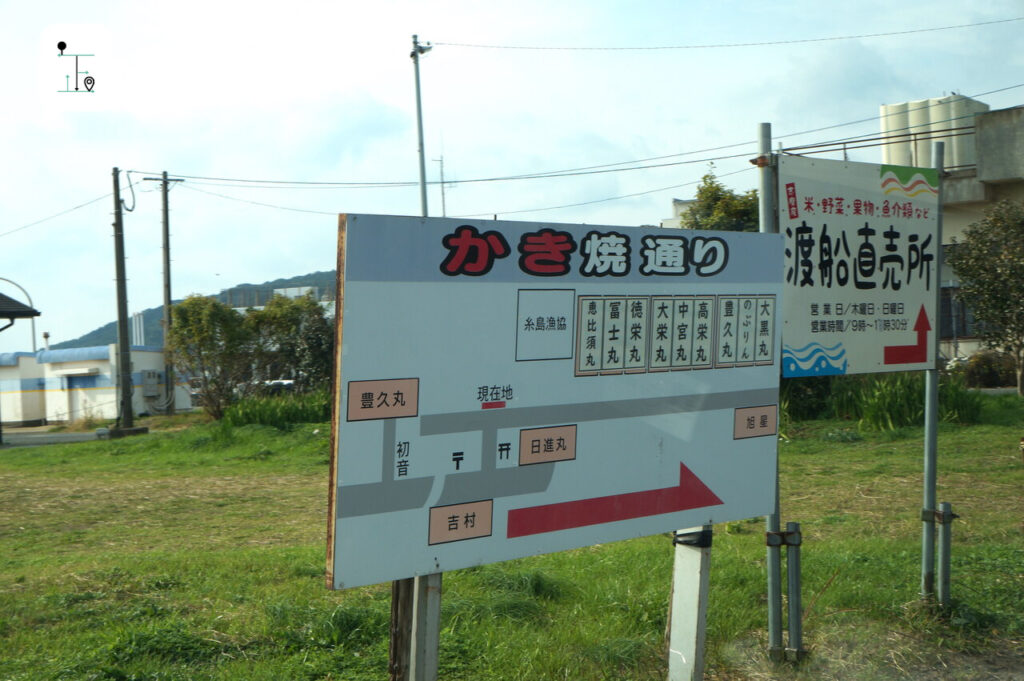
[507,463,722,538]
[883,304,931,365]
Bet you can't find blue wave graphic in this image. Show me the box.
[782,341,848,377]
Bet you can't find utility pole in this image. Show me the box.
[144,171,183,414]
[388,35,442,681]
[112,167,133,429]
[412,34,432,218]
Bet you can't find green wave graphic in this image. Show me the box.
[880,165,939,190]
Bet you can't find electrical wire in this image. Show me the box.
[782,124,976,153]
[128,170,416,189]
[454,166,756,219]
[0,192,112,239]
[178,184,339,215]
[128,83,1024,192]
[184,120,969,219]
[432,17,1023,51]
[122,170,137,212]
[775,83,1024,142]
[8,83,1022,240]
[783,128,977,157]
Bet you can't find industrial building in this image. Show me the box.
[0,345,191,427]
[880,95,1024,359]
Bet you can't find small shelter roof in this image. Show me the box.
[0,292,40,321]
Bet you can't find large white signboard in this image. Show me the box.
[328,215,783,589]
[778,155,940,377]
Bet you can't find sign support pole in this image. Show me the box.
[756,122,784,660]
[410,573,442,681]
[921,141,944,598]
[667,527,712,681]
[394,35,443,681]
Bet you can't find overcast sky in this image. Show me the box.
[2,1,1022,354]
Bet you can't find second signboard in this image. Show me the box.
[778,155,940,377]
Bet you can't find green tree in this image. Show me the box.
[247,293,334,392]
[680,168,759,232]
[947,200,1024,396]
[166,295,255,419]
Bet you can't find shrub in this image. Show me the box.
[223,389,331,429]
[779,376,833,421]
[963,350,1016,388]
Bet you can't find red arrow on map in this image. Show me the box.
[506,463,722,538]
[883,305,931,365]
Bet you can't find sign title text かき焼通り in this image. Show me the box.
[439,226,729,278]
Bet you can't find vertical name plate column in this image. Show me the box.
[691,297,715,370]
[576,297,604,376]
[755,295,777,365]
[670,296,694,370]
[650,297,675,372]
[624,297,650,373]
[736,297,757,366]
[716,296,738,368]
[601,298,626,374]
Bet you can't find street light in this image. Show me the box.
[411,34,432,218]
[0,277,37,352]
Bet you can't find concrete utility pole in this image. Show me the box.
[144,171,183,414]
[112,167,133,429]
[412,34,432,218]
[388,35,442,681]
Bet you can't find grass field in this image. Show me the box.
[1,397,1022,680]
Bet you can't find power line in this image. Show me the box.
[9,83,1022,240]
[129,83,1023,192]
[129,170,416,189]
[776,83,1024,143]
[454,167,757,219]
[0,192,111,239]
[135,151,755,190]
[433,17,1023,51]
[178,184,339,215]
[186,120,973,220]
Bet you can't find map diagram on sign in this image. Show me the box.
[327,215,783,590]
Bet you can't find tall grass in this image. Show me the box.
[857,372,984,431]
[223,389,331,428]
[781,372,984,432]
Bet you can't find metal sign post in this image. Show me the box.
[667,527,712,680]
[921,141,945,599]
[756,123,785,661]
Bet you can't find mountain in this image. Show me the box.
[50,271,337,350]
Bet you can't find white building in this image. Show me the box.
[0,345,191,426]
[0,352,45,426]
